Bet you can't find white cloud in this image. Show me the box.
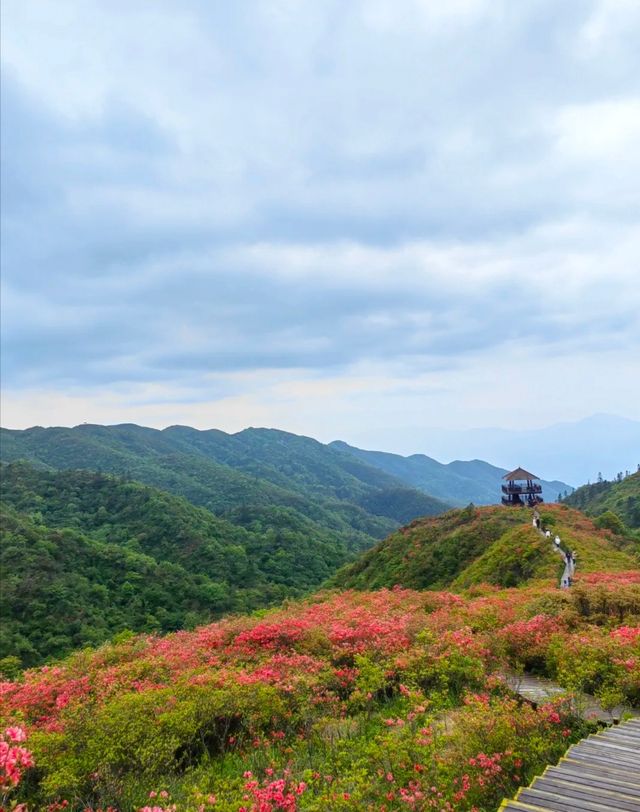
[1,0,639,440]
[554,99,640,161]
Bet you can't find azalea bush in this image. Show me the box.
[0,724,34,807]
[1,575,638,810]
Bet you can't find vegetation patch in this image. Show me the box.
[2,574,638,810]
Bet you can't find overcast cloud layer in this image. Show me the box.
[1,0,639,451]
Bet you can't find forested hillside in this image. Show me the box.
[0,424,450,533]
[0,463,392,666]
[0,426,455,668]
[332,503,639,591]
[563,470,640,529]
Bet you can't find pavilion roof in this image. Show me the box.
[503,466,540,481]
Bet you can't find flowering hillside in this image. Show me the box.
[332,504,638,591]
[2,570,639,811]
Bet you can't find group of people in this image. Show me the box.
[532,509,576,588]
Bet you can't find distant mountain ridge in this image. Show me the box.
[330,440,570,506]
[0,423,571,513]
[0,424,451,545]
[375,413,640,485]
[0,424,453,667]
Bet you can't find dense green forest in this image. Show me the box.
[2,422,573,512]
[563,469,640,529]
[0,424,452,535]
[0,423,460,669]
[332,503,639,591]
[0,463,397,667]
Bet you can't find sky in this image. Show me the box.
[2,0,639,456]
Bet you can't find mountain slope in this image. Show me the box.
[0,424,450,534]
[330,440,571,505]
[563,470,640,529]
[0,505,242,666]
[332,503,639,591]
[1,462,399,665]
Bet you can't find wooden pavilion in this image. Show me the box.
[501,467,543,507]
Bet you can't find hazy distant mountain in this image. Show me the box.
[330,441,570,506]
[364,414,638,486]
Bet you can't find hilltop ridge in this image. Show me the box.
[0,423,572,510]
[332,503,639,591]
[0,424,450,534]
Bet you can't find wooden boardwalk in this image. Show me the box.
[504,673,639,723]
[500,717,640,811]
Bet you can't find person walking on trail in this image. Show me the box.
[554,535,561,546]
[545,530,551,539]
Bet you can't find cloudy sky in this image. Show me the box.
[2,0,639,453]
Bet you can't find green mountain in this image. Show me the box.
[1,461,396,666]
[0,426,456,667]
[331,503,639,591]
[330,440,572,505]
[0,424,450,534]
[563,470,640,529]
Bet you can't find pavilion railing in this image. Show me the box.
[501,483,542,494]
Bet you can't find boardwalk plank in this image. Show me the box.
[546,767,640,795]
[518,787,623,811]
[532,776,640,810]
[501,718,640,811]
[572,743,640,767]
[561,757,640,780]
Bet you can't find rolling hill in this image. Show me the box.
[331,503,639,591]
[1,452,638,810]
